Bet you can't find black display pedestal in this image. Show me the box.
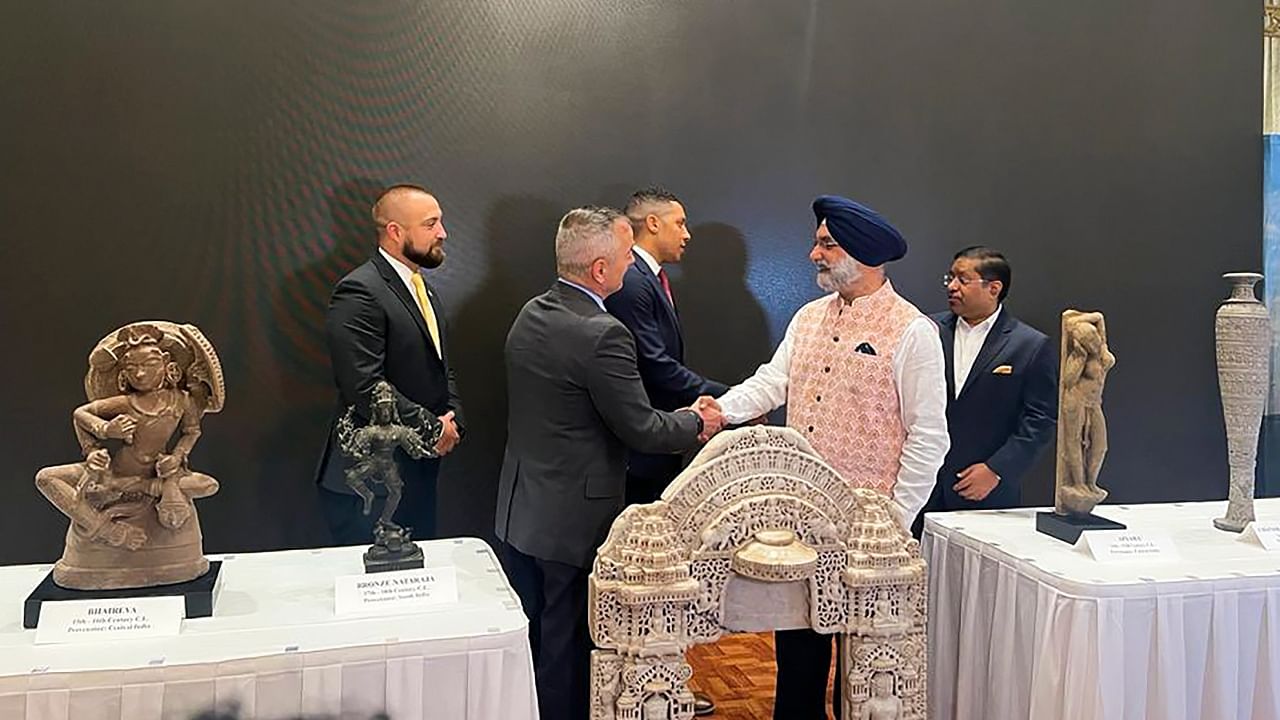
[1036,511,1126,544]
[23,561,223,629]
[363,522,425,574]
[363,544,424,573]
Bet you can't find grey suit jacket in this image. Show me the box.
[495,281,702,568]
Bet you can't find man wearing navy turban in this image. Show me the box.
[715,195,948,719]
[810,194,909,266]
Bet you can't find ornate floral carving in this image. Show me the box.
[589,426,927,719]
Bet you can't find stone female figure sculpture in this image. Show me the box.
[1055,310,1116,516]
[34,321,224,590]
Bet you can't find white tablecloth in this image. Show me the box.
[924,499,1280,720]
[0,537,538,720]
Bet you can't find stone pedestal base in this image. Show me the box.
[1213,514,1250,533]
[55,498,210,591]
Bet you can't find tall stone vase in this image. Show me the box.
[1213,272,1270,532]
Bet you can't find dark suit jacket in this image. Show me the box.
[604,252,728,480]
[496,281,702,568]
[315,252,465,495]
[932,309,1056,510]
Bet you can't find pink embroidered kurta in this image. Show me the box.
[787,282,924,495]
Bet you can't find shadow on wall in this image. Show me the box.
[439,195,564,542]
[255,176,385,549]
[676,221,774,392]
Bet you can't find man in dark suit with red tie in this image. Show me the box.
[605,187,729,506]
[916,246,1057,536]
[603,187,727,716]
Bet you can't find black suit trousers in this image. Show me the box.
[501,541,592,720]
[774,628,843,720]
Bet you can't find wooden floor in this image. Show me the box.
[686,632,836,720]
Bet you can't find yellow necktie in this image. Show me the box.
[409,273,442,357]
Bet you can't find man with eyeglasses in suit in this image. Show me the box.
[913,246,1058,537]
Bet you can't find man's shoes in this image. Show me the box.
[693,692,716,716]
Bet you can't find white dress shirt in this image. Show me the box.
[632,245,662,276]
[953,305,1002,398]
[379,247,444,354]
[717,295,950,529]
[557,277,607,311]
[379,247,420,299]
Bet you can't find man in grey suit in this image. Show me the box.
[495,206,723,720]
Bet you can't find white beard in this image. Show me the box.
[816,256,862,292]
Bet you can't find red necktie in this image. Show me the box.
[657,267,675,308]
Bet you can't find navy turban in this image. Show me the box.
[812,195,907,266]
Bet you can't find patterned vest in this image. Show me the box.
[787,280,924,494]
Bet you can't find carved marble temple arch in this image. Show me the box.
[588,426,927,720]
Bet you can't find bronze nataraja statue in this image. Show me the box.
[336,380,441,572]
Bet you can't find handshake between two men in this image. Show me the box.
[685,396,727,444]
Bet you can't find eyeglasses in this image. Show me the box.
[942,272,989,288]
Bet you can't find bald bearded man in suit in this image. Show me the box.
[316,184,465,546]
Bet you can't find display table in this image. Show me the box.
[0,537,538,720]
[923,499,1280,720]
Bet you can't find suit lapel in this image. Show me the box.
[633,251,681,329]
[940,314,958,401]
[372,253,442,364]
[959,310,1013,399]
